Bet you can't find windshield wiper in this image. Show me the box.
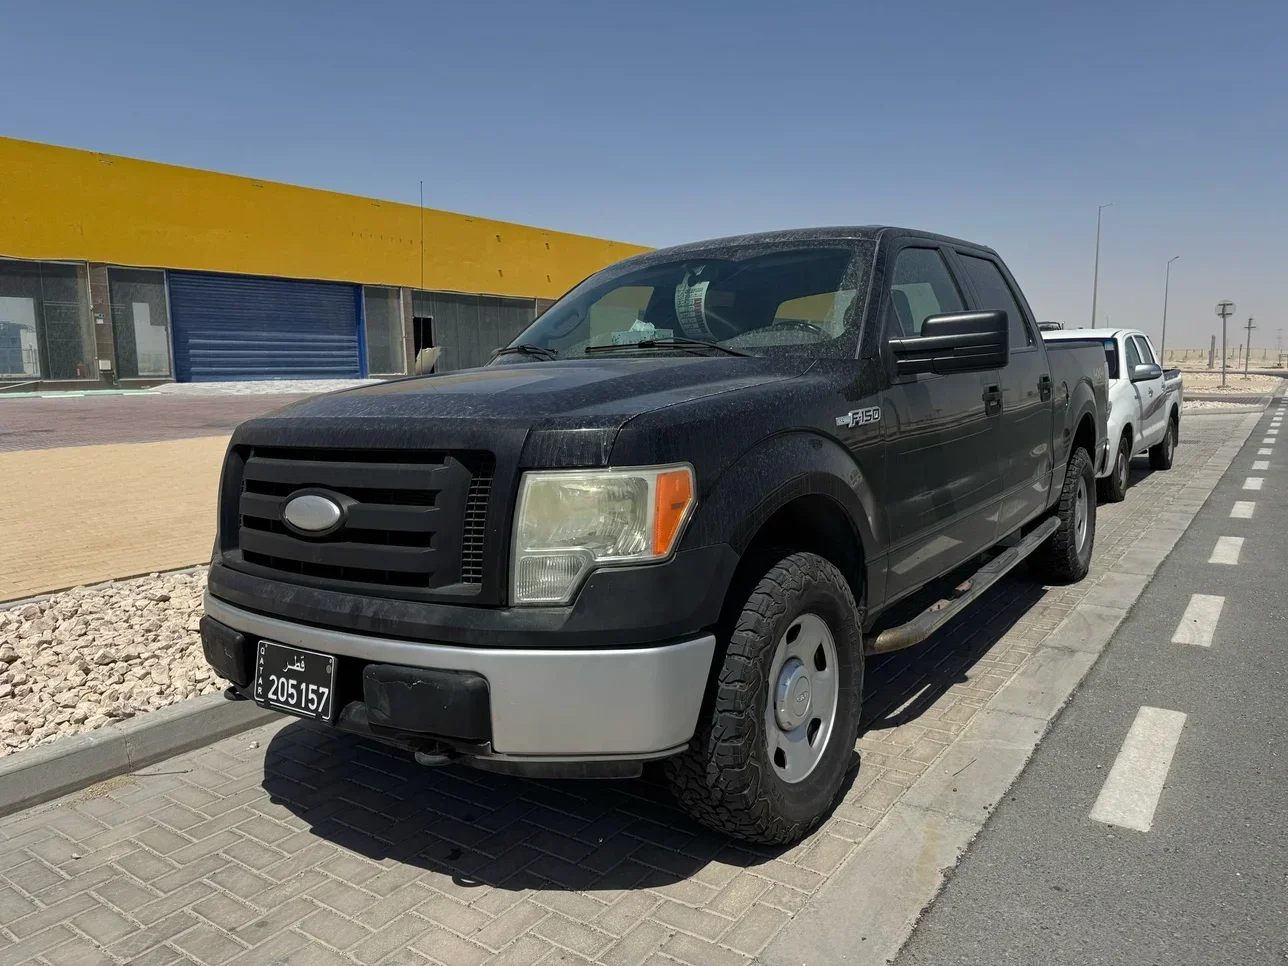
[585,337,751,358]
[492,343,558,361]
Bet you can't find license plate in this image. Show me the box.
[254,641,336,721]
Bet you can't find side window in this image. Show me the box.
[1133,335,1157,365]
[1124,336,1142,371]
[957,254,1033,350]
[887,248,964,338]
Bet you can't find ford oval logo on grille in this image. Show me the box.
[282,493,344,534]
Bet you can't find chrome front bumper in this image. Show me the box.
[204,594,715,761]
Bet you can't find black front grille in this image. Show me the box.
[460,461,493,584]
[230,446,493,597]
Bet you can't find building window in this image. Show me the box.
[109,268,172,378]
[363,286,405,374]
[0,259,95,380]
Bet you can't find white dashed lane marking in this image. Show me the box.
[1244,477,1264,490]
[1259,448,1273,456]
[1253,460,1270,470]
[1231,501,1256,519]
[1263,438,1276,445]
[1209,536,1244,565]
[1172,594,1225,647]
[1089,707,1188,833]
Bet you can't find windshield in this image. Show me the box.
[496,243,871,362]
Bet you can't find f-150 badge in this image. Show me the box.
[835,407,882,428]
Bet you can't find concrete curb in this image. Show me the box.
[0,564,209,609]
[761,407,1266,966]
[0,692,280,818]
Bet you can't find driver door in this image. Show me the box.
[879,245,1003,603]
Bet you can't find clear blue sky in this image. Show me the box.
[2,0,1284,349]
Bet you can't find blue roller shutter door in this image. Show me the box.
[169,272,363,382]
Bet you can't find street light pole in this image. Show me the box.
[1160,255,1179,359]
[1244,316,1256,376]
[1215,300,1235,388]
[1091,203,1113,327]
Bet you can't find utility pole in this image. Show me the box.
[1215,300,1235,388]
[1278,327,1284,367]
[1091,203,1113,326]
[1160,255,1180,359]
[1244,316,1256,376]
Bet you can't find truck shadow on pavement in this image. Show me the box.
[259,573,1051,894]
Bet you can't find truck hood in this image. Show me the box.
[230,356,812,466]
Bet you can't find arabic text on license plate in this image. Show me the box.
[254,641,335,721]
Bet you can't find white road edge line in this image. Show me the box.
[1089,706,1187,832]
[1172,594,1225,647]
[1253,460,1270,470]
[1244,477,1264,491]
[1209,536,1244,565]
[1230,501,1256,519]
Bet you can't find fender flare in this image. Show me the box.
[683,431,884,603]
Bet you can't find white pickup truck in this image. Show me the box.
[1043,328,1184,502]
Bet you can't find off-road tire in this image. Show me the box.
[665,551,862,844]
[1030,447,1096,583]
[1149,413,1178,470]
[1096,432,1131,503]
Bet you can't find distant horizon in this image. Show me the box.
[2,0,1284,349]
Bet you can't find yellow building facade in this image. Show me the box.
[0,137,647,388]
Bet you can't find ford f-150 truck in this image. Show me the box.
[1043,327,1184,502]
[201,227,1108,844]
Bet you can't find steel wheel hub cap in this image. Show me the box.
[765,613,839,784]
[1075,477,1089,551]
[775,659,813,730]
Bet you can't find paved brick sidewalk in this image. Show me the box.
[0,396,305,453]
[0,437,226,602]
[0,415,1253,966]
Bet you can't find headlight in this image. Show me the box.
[511,464,695,604]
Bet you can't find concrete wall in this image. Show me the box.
[0,137,648,298]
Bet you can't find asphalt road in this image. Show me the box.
[897,398,1288,964]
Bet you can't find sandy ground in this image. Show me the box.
[1176,370,1281,394]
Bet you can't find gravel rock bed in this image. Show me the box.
[0,570,221,757]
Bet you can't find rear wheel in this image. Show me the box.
[666,551,862,844]
[1096,433,1131,503]
[1031,447,1096,583]
[1149,414,1178,470]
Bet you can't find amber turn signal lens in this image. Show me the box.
[653,468,694,556]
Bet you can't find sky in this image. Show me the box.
[2,0,1284,349]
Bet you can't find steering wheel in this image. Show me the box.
[767,318,830,336]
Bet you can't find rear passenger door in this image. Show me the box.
[879,244,1002,602]
[954,252,1053,534]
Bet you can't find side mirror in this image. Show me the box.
[889,310,1009,376]
[1130,363,1163,383]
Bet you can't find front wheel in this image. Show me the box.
[1030,447,1096,583]
[665,551,862,844]
[1149,414,1178,470]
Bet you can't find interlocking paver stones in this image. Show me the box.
[0,414,1253,965]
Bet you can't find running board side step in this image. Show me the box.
[867,517,1060,655]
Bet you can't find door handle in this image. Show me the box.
[983,385,1002,416]
[1038,373,1053,401]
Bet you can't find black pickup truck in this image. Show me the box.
[201,227,1108,844]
